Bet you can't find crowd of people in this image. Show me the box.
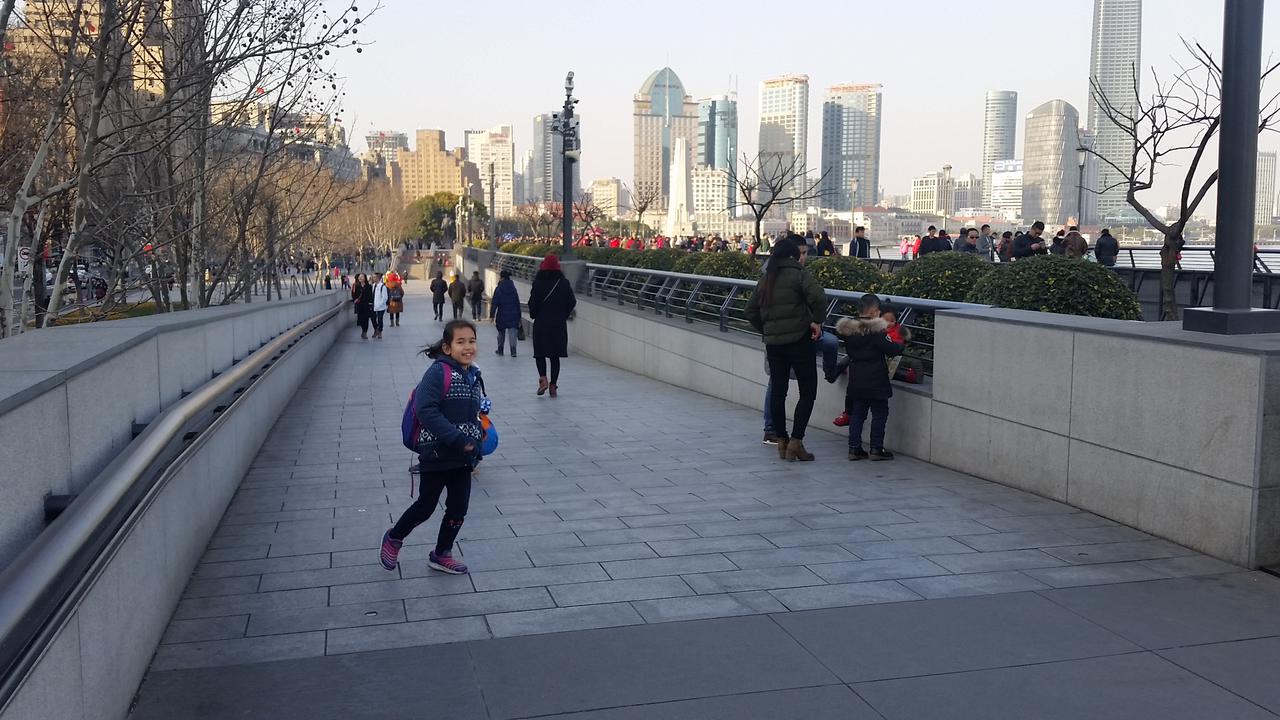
[564,228,865,258]
[898,222,1121,267]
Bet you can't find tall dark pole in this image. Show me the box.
[488,162,498,251]
[1214,0,1261,310]
[558,71,578,260]
[1184,0,1276,333]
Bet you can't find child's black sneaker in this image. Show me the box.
[870,448,894,461]
[762,432,779,445]
[848,448,869,461]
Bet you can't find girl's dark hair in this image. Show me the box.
[421,320,477,359]
[760,238,801,305]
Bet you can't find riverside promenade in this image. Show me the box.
[130,283,1280,720]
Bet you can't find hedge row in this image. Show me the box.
[496,245,1143,321]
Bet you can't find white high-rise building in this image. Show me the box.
[820,83,883,210]
[692,166,732,235]
[463,125,515,218]
[1086,0,1142,221]
[991,160,1024,221]
[758,75,809,202]
[1258,151,1279,226]
[910,165,955,216]
[531,113,580,204]
[634,67,699,213]
[1023,100,1082,225]
[952,173,983,213]
[981,91,1018,208]
[664,136,695,237]
[590,178,626,219]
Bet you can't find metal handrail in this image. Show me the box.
[0,297,342,710]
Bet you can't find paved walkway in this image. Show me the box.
[131,282,1280,719]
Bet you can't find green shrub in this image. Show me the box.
[965,254,1143,320]
[693,252,760,280]
[609,250,645,268]
[672,253,703,275]
[888,252,994,302]
[590,247,625,266]
[807,256,886,293]
[633,249,683,271]
[499,241,523,253]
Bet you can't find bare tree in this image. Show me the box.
[727,152,831,244]
[626,181,660,238]
[1089,39,1280,319]
[572,190,611,240]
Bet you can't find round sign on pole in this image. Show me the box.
[17,247,31,274]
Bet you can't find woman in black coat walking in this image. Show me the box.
[429,270,448,321]
[527,254,577,398]
[352,273,374,339]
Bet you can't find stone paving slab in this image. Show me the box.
[129,283,1280,719]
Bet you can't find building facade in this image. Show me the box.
[990,159,1024,221]
[910,165,955,217]
[1258,151,1279,226]
[692,166,733,235]
[952,173,983,213]
[531,113,580,204]
[463,125,515,218]
[589,178,626,219]
[366,131,410,165]
[398,129,480,205]
[819,83,883,211]
[1022,100,1082,225]
[758,75,810,200]
[981,90,1018,208]
[1086,0,1142,221]
[634,67,699,212]
[696,94,738,173]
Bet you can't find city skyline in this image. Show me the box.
[342,0,1279,214]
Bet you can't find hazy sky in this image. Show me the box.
[342,0,1280,211]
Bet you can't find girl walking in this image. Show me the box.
[528,254,576,397]
[379,320,485,575]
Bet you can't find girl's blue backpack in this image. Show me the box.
[401,367,451,452]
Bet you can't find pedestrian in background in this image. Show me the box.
[352,273,373,339]
[747,236,826,462]
[372,272,389,339]
[448,274,466,320]
[467,271,485,321]
[430,270,448,321]
[528,254,577,398]
[490,269,522,357]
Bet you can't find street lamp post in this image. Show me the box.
[1183,0,1280,334]
[552,71,579,259]
[1076,146,1087,227]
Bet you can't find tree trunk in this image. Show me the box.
[1158,232,1185,320]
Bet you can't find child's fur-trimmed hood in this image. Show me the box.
[836,316,888,337]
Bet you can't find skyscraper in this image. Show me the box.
[366,131,410,165]
[981,91,1018,208]
[991,160,1024,220]
[952,173,983,212]
[910,165,954,216]
[531,113,580,204]
[758,75,809,201]
[820,83,882,210]
[1086,0,1142,221]
[634,67,699,211]
[397,129,479,205]
[696,94,738,172]
[463,125,515,218]
[1258,151,1278,226]
[1022,100,1083,225]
